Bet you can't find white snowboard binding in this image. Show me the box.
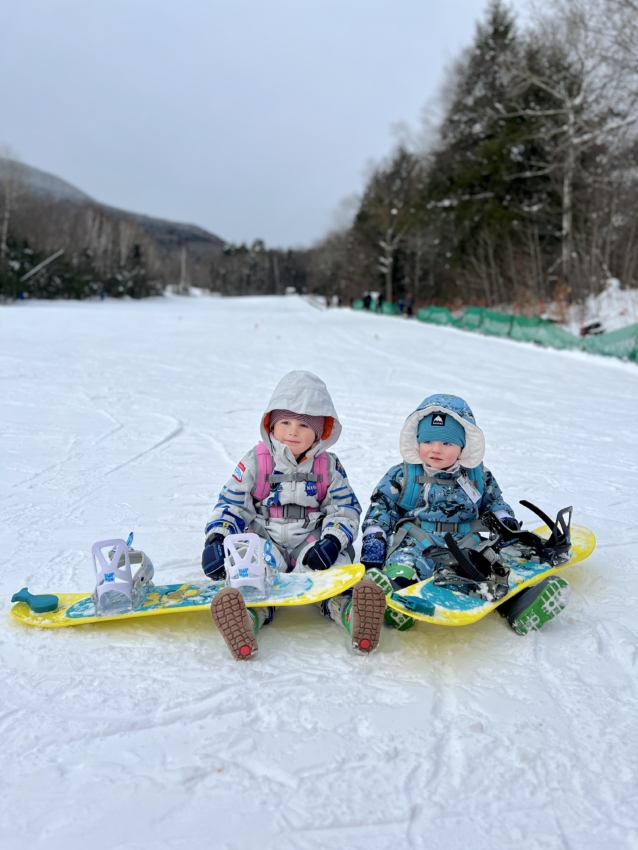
[224,533,272,600]
[91,533,154,615]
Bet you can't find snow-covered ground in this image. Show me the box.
[2,296,637,850]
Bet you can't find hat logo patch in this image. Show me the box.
[432,414,446,426]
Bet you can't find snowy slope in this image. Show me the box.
[1,296,637,850]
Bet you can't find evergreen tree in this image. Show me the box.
[353,145,422,302]
[420,0,539,304]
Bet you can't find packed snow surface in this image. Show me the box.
[1,296,637,850]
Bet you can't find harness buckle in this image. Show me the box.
[435,521,458,533]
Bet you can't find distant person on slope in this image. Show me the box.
[202,370,384,659]
[357,394,570,634]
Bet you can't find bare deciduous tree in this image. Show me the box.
[508,0,638,284]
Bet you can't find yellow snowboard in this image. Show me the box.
[11,563,365,629]
[386,524,595,626]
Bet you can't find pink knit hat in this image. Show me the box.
[269,409,325,441]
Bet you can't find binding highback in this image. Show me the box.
[224,533,267,595]
[92,538,133,604]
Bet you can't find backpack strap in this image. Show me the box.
[398,462,485,512]
[252,441,273,501]
[398,462,425,511]
[252,442,329,511]
[466,463,485,496]
[312,452,329,503]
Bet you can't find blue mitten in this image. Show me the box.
[304,535,341,571]
[202,534,226,579]
[500,516,520,532]
[361,532,387,570]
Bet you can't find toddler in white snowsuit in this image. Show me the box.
[203,370,386,659]
[358,393,570,634]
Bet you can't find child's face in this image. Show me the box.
[272,417,316,455]
[418,440,462,470]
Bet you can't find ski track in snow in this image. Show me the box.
[1,295,637,850]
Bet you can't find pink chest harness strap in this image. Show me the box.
[252,441,329,516]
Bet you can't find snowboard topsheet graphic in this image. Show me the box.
[386,524,595,626]
[11,563,365,629]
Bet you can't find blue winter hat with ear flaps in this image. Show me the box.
[417,412,466,447]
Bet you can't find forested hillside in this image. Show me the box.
[0,159,226,299]
[2,0,637,307]
[309,0,638,311]
[0,158,311,300]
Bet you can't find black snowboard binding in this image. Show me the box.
[482,501,573,566]
[432,533,511,602]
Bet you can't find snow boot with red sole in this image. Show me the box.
[350,580,386,654]
[210,587,258,660]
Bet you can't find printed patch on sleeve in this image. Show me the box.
[335,459,347,478]
[232,461,246,482]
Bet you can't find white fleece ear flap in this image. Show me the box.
[399,407,485,468]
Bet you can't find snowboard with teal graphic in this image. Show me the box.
[11,563,365,629]
[386,524,595,626]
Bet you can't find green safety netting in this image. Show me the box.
[582,322,638,361]
[416,305,455,325]
[476,309,513,337]
[508,315,580,349]
[352,299,364,310]
[508,315,544,342]
[453,306,485,330]
[354,299,638,362]
[524,321,581,349]
[420,305,583,350]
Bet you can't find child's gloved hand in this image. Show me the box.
[202,534,226,579]
[361,532,387,570]
[500,516,521,532]
[304,535,341,571]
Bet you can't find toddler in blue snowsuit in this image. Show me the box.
[359,394,570,633]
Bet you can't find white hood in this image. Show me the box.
[399,394,486,469]
[259,370,342,457]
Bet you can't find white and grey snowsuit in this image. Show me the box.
[205,371,361,572]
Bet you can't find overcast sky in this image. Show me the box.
[1,0,528,248]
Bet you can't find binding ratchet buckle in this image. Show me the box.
[433,533,510,602]
[482,501,573,566]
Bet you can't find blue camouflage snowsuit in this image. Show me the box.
[362,395,515,627]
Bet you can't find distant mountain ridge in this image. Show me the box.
[1,159,92,204]
[0,158,225,255]
[0,158,225,289]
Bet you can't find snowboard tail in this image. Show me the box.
[386,524,595,626]
[10,563,365,629]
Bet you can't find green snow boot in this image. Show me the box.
[500,576,570,635]
[366,567,417,632]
